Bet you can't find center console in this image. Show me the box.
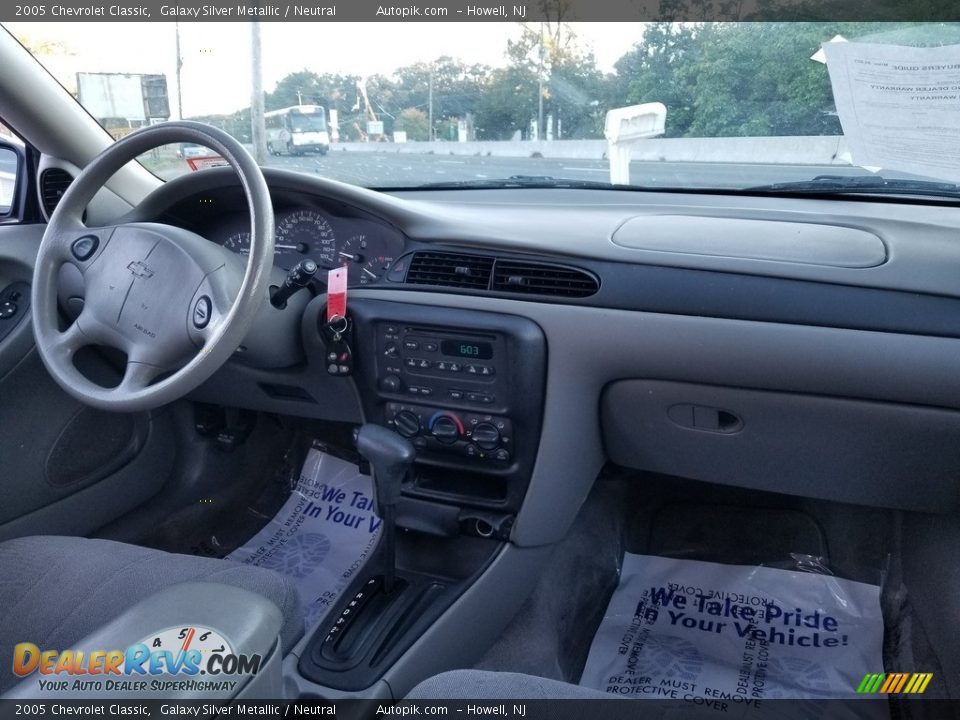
[296,297,547,693]
[347,299,546,515]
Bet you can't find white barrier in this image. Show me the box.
[328,136,853,166]
[604,103,667,184]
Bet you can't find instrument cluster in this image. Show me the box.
[218,207,403,285]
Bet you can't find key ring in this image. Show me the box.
[327,314,349,336]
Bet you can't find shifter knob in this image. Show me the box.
[354,424,416,596]
[355,424,416,512]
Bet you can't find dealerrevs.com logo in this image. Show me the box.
[12,626,262,693]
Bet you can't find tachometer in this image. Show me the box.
[223,231,252,255]
[339,233,395,285]
[277,210,337,269]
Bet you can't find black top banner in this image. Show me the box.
[3,0,959,22]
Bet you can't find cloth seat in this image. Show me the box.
[0,535,303,694]
[406,669,616,700]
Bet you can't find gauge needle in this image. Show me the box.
[362,268,378,279]
[275,244,300,250]
[339,251,356,260]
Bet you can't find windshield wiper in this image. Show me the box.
[418,175,616,190]
[747,175,960,199]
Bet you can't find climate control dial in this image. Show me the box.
[394,410,421,438]
[471,422,501,451]
[429,412,464,444]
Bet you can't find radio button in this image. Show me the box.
[403,340,419,351]
[448,363,462,373]
[479,366,495,376]
[419,387,433,396]
[436,361,449,371]
[418,358,432,369]
[449,389,464,400]
[423,342,439,352]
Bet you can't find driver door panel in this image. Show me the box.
[0,224,175,541]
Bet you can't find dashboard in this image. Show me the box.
[155,186,407,286]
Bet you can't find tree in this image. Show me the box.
[474,66,539,140]
[266,70,359,111]
[394,108,430,141]
[613,23,710,137]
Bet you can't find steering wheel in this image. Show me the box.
[31,122,275,412]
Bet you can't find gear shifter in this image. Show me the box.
[354,424,415,594]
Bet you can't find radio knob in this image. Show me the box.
[380,374,402,393]
[430,414,462,444]
[384,343,399,358]
[472,422,501,451]
[394,411,421,438]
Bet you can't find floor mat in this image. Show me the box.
[649,503,829,569]
[580,552,885,711]
[226,445,382,630]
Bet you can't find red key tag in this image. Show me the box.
[327,267,348,322]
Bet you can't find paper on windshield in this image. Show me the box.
[580,553,885,715]
[227,447,382,630]
[823,42,960,182]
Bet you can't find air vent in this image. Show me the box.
[492,260,599,298]
[405,251,494,290]
[40,168,73,217]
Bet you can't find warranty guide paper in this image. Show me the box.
[823,42,960,182]
[580,554,884,714]
[228,447,382,630]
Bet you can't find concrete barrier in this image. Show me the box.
[329,136,853,166]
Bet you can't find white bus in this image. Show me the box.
[265,105,330,156]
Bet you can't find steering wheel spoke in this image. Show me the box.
[48,317,91,360]
[117,360,162,394]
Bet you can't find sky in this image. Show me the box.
[3,22,646,117]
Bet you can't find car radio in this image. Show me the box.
[374,322,515,463]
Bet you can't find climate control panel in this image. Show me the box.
[385,402,513,465]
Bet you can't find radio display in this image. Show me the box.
[441,340,493,360]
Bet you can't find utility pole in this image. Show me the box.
[250,21,268,164]
[428,66,434,142]
[297,89,303,105]
[174,22,183,119]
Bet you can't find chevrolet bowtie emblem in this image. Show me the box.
[127,260,155,279]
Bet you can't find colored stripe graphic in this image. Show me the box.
[857,672,933,694]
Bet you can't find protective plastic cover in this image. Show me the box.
[580,553,885,710]
[227,445,382,629]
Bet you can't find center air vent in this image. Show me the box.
[40,168,74,217]
[492,260,599,298]
[405,252,494,289]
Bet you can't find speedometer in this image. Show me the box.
[277,210,337,269]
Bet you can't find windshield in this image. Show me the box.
[287,111,327,134]
[5,20,960,194]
